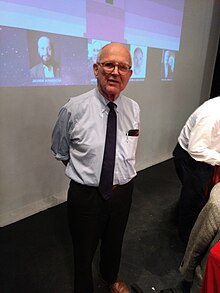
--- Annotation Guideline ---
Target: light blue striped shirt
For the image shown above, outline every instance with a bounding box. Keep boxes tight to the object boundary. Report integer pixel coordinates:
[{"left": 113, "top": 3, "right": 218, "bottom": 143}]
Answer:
[{"left": 51, "top": 88, "right": 140, "bottom": 186}]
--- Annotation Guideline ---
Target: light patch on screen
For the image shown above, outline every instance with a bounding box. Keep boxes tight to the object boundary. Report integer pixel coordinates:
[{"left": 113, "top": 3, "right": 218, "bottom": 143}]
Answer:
[{"left": 0, "top": 0, "right": 185, "bottom": 87}]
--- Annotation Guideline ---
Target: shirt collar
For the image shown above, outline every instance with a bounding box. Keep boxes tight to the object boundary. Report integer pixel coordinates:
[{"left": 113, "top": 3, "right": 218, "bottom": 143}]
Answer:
[
  {"left": 43, "top": 64, "right": 53, "bottom": 70},
  {"left": 95, "top": 87, "right": 121, "bottom": 113}
]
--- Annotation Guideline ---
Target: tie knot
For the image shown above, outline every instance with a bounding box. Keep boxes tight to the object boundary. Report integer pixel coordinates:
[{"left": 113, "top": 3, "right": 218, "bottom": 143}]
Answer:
[{"left": 107, "top": 102, "right": 116, "bottom": 110}]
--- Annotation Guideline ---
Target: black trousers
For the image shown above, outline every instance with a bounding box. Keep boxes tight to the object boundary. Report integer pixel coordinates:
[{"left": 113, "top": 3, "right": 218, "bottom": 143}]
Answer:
[
  {"left": 67, "top": 179, "right": 133, "bottom": 293},
  {"left": 173, "top": 143, "right": 214, "bottom": 243}
]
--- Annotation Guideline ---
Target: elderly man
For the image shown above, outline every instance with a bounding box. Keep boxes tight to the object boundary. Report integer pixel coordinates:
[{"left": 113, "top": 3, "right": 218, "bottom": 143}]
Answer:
[{"left": 51, "top": 43, "right": 140, "bottom": 293}]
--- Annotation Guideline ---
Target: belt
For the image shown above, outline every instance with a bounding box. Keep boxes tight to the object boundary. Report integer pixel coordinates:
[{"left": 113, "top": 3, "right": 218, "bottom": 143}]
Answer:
[{"left": 71, "top": 179, "right": 120, "bottom": 190}]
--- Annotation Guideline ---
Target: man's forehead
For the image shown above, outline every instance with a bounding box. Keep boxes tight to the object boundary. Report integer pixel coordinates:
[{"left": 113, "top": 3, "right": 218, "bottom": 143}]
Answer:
[
  {"left": 101, "top": 45, "right": 131, "bottom": 62},
  {"left": 38, "top": 38, "right": 51, "bottom": 47}
]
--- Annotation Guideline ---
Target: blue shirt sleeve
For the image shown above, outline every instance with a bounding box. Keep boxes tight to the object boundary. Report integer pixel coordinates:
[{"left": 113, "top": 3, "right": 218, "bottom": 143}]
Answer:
[{"left": 51, "top": 107, "right": 72, "bottom": 161}]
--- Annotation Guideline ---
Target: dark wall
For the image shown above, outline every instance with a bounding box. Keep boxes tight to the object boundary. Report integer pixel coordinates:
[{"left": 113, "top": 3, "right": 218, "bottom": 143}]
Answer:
[{"left": 210, "top": 37, "right": 220, "bottom": 98}]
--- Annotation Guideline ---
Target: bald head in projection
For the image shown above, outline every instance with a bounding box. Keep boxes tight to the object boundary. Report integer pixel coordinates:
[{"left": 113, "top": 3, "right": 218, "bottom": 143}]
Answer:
[{"left": 30, "top": 36, "right": 60, "bottom": 79}]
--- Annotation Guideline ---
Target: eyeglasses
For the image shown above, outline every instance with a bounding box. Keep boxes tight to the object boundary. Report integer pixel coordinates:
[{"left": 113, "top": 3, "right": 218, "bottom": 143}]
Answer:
[{"left": 97, "top": 61, "right": 131, "bottom": 75}]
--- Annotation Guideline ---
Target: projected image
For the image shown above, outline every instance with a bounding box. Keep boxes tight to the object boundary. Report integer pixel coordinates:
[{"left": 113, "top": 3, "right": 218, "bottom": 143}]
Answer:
[
  {"left": 28, "top": 33, "right": 61, "bottom": 84},
  {"left": 161, "top": 49, "right": 175, "bottom": 81},
  {"left": 130, "top": 45, "right": 147, "bottom": 80},
  {"left": 85, "top": 0, "right": 126, "bottom": 43},
  {"left": 0, "top": 26, "right": 90, "bottom": 87},
  {"left": 87, "top": 39, "right": 110, "bottom": 83},
  {"left": 125, "top": 1, "right": 185, "bottom": 51},
  {"left": 59, "top": 34, "right": 88, "bottom": 85},
  {"left": 0, "top": 26, "right": 31, "bottom": 87},
  {"left": 0, "top": 0, "right": 185, "bottom": 87},
  {"left": 28, "top": 31, "right": 89, "bottom": 86},
  {"left": 0, "top": 0, "right": 87, "bottom": 38}
]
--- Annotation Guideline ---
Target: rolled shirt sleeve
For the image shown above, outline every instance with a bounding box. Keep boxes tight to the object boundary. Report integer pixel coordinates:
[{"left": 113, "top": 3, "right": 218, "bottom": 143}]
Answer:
[
  {"left": 51, "top": 107, "right": 72, "bottom": 161},
  {"left": 187, "top": 118, "right": 220, "bottom": 166}
]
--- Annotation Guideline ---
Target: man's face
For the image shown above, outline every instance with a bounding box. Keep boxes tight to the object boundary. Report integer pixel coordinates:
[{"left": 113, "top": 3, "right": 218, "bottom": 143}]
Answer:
[
  {"left": 38, "top": 37, "right": 53, "bottom": 65},
  {"left": 93, "top": 44, "right": 132, "bottom": 101}
]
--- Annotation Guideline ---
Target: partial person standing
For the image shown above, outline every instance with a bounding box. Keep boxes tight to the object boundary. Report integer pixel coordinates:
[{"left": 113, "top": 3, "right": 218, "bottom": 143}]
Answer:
[
  {"left": 173, "top": 96, "right": 220, "bottom": 243},
  {"left": 51, "top": 43, "right": 140, "bottom": 293},
  {"left": 160, "top": 182, "right": 220, "bottom": 293}
]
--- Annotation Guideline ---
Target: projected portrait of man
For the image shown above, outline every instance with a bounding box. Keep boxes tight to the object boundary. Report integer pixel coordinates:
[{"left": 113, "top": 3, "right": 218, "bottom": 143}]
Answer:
[
  {"left": 131, "top": 46, "right": 147, "bottom": 79},
  {"left": 133, "top": 47, "right": 143, "bottom": 75},
  {"left": 30, "top": 36, "right": 60, "bottom": 79},
  {"left": 161, "top": 49, "right": 175, "bottom": 80}
]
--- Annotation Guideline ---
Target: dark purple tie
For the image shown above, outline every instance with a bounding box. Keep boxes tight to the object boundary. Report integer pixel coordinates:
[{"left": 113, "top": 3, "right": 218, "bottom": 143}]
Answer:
[{"left": 98, "top": 102, "right": 117, "bottom": 200}]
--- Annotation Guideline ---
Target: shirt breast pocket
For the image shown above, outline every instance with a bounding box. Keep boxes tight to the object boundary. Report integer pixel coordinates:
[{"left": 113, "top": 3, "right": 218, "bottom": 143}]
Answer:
[{"left": 123, "top": 135, "right": 138, "bottom": 161}]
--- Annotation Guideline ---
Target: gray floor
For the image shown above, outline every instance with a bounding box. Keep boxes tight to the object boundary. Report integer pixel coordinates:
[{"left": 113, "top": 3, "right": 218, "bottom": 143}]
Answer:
[{"left": 1, "top": 159, "right": 186, "bottom": 293}]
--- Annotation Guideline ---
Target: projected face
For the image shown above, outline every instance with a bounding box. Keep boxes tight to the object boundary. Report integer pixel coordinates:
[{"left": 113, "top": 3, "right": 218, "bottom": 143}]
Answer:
[
  {"left": 38, "top": 36, "right": 53, "bottom": 66},
  {"left": 161, "top": 49, "right": 175, "bottom": 80},
  {"left": 94, "top": 43, "right": 132, "bottom": 101},
  {"left": 134, "top": 48, "right": 143, "bottom": 69},
  {"left": 133, "top": 47, "right": 143, "bottom": 75}
]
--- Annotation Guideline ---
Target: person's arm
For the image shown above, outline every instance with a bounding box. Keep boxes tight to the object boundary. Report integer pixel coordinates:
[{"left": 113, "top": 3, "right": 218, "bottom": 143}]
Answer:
[
  {"left": 51, "top": 107, "right": 72, "bottom": 163},
  {"left": 188, "top": 118, "right": 220, "bottom": 165},
  {"left": 179, "top": 184, "right": 220, "bottom": 281}
]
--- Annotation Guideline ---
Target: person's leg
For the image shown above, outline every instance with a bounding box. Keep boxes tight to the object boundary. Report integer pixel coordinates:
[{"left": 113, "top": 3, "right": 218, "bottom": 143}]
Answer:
[
  {"left": 172, "top": 143, "right": 193, "bottom": 225},
  {"left": 173, "top": 144, "right": 214, "bottom": 243},
  {"left": 99, "top": 180, "right": 133, "bottom": 284},
  {"left": 178, "top": 161, "right": 213, "bottom": 243},
  {"left": 173, "top": 143, "right": 186, "bottom": 184},
  {"left": 67, "top": 181, "right": 104, "bottom": 293}
]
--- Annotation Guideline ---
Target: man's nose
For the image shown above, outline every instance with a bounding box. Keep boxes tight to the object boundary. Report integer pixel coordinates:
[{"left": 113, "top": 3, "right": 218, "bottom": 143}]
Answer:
[
  {"left": 41, "top": 48, "right": 47, "bottom": 55},
  {"left": 112, "top": 65, "right": 120, "bottom": 75}
]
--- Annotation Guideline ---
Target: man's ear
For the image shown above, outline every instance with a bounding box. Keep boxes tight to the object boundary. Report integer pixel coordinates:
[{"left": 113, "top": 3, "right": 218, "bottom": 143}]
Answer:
[{"left": 93, "top": 63, "right": 98, "bottom": 78}]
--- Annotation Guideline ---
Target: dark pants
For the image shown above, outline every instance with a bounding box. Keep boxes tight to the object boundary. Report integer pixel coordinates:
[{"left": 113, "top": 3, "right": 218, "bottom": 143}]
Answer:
[
  {"left": 67, "top": 179, "right": 133, "bottom": 293},
  {"left": 173, "top": 143, "right": 214, "bottom": 243}
]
